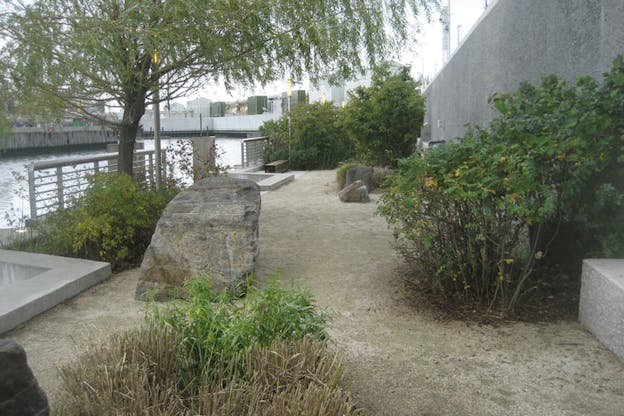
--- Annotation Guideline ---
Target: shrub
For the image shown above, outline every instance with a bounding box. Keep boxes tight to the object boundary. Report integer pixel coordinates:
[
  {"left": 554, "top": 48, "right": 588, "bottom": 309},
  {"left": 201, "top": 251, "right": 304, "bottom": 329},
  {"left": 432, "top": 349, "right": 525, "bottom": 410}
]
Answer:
[
  {"left": 28, "top": 173, "right": 178, "bottom": 270},
  {"left": 372, "top": 166, "right": 394, "bottom": 189},
  {"left": 260, "top": 102, "right": 354, "bottom": 170},
  {"left": 380, "top": 56, "right": 624, "bottom": 314},
  {"left": 56, "top": 277, "right": 354, "bottom": 415},
  {"left": 339, "top": 65, "right": 425, "bottom": 167}
]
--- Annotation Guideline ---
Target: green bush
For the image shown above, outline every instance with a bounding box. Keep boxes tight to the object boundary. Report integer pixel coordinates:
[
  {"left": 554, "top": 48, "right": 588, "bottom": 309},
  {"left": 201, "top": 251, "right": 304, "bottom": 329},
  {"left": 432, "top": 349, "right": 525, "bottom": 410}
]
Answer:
[
  {"left": 380, "top": 56, "right": 624, "bottom": 314},
  {"left": 57, "top": 278, "right": 354, "bottom": 415},
  {"left": 31, "top": 173, "right": 178, "bottom": 270},
  {"left": 339, "top": 65, "right": 425, "bottom": 167},
  {"left": 260, "top": 102, "right": 354, "bottom": 170}
]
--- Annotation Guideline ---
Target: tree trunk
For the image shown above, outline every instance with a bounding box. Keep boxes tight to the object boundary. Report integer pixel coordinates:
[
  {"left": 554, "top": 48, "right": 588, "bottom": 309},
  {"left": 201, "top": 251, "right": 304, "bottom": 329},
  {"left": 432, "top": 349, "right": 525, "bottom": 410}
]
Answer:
[
  {"left": 118, "top": 91, "right": 148, "bottom": 176},
  {"left": 118, "top": 122, "right": 139, "bottom": 175}
]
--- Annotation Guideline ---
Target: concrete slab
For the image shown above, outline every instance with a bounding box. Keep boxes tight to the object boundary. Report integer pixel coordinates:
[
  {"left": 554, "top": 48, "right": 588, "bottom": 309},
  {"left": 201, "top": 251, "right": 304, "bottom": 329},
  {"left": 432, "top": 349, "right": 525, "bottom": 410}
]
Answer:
[
  {"left": 579, "top": 259, "right": 624, "bottom": 361},
  {"left": 0, "top": 249, "right": 111, "bottom": 335},
  {"left": 227, "top": 171, "right": 295, "bottom": 191}
]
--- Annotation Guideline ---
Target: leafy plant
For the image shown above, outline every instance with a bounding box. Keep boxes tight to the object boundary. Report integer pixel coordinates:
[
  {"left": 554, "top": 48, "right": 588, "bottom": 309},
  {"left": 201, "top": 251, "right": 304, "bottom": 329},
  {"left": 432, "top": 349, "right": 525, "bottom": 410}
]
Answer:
[
  {"left": 339, "top": 65, "right": 425, "bottom": 167},
  {"left": 23, "top": 173, "right": 178, "bottom": 270},
  {"left": 380, "top": 56, "right": 624, "bottom": 314},
  {"left": 150, "top": 277, "right": 330, "bottom": 388}
]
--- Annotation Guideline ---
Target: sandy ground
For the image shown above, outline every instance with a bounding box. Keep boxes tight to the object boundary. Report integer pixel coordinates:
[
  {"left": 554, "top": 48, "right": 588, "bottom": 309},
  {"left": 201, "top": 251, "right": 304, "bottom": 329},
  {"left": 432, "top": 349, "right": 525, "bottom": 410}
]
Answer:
[{"left": 6, "top": 170, "right": 624, "bottom": 415}]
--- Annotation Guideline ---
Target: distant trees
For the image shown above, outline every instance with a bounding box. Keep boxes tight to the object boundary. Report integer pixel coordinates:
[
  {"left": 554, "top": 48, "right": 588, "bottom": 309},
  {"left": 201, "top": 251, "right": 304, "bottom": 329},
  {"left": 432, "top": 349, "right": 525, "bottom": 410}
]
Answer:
[{"left": 0, "top": 0, "right": 434, "bottom": 175}]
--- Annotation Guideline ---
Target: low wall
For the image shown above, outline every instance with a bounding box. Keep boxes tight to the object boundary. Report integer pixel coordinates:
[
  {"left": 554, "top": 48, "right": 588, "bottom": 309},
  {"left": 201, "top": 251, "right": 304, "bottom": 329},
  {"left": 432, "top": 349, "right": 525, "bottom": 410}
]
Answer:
[
  {"left": 3, "top": 127, "right": 117, "bottom": 151},
  {"left": 423, "top": 0, "right": 624, "bottom": 142}
]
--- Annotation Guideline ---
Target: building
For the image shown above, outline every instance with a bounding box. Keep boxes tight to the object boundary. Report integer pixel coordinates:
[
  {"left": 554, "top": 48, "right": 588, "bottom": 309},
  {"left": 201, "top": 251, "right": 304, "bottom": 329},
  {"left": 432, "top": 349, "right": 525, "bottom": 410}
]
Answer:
[{"left": 423, "top": 0, "right": 624, "bottom": 143}]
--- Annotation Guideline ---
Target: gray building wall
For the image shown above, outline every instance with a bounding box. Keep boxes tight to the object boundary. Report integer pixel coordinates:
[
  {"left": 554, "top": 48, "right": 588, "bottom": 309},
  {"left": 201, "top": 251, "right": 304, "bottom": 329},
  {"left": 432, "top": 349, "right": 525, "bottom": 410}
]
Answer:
[{"left": 424, "top": 0, "right": 624, "bottom": 142}]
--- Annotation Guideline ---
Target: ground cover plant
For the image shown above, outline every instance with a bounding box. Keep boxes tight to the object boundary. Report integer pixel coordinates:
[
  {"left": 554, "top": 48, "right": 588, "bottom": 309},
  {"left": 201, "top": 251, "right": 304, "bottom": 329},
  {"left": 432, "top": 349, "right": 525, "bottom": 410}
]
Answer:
[
  {"left": 380, "top": 56, "right": 624, "bottom": 315},
  {"left": 10, "top": 173, "right": 178, "bottom": 270},
  {"left": 55, "top": 278, "right": 355, "bottom": 415}
]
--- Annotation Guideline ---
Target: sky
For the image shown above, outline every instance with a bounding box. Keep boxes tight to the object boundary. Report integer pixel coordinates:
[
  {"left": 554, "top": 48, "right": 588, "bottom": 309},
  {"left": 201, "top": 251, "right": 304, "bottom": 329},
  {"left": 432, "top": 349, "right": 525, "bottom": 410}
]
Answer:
[{"left": 186, "top": 0, "right": 490, "bottom": 104}]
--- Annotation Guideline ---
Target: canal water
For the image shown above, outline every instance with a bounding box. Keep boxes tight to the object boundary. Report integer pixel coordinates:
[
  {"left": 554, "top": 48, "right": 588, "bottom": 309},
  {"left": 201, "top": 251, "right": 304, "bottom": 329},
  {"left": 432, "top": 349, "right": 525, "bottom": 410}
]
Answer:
[{"left": 0, "top": 137, "right": 243, "bottom": 228}]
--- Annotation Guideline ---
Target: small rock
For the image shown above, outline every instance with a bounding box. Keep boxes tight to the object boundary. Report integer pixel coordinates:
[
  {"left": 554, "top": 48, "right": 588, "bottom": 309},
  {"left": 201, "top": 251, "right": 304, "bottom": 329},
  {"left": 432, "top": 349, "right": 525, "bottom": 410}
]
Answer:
[
  {"left": 0, "top": 339, "right": 49, "bottom": 416},
  {"left": 339, "top": 180, "right": 370, "bottom": 203}
]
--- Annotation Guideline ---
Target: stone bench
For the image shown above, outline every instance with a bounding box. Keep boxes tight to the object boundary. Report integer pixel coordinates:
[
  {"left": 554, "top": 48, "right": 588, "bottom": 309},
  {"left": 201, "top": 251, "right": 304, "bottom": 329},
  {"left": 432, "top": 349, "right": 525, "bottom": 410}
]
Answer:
[
  {"left": 579, "top": 259, "right": 624, "bottom": 361},
  {"left": 265, "top": 159, "right": 288, "bottom": 173}
]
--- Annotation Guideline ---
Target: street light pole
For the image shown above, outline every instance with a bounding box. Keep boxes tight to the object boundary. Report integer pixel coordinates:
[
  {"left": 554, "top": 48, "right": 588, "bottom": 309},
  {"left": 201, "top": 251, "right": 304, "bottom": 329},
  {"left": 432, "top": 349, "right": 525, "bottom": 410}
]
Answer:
[
  {"left": 152, "top": 50, "right": 162, "bottom": 189},
  {"left": 287, "top": 77, "right": 292, "bottom": 162}
]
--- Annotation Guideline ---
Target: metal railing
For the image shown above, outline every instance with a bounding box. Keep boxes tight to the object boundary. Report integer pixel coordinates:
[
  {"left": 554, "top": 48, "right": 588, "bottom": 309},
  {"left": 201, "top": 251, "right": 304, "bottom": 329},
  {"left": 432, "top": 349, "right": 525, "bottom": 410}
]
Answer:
[
  {"left": 240, "top": 136, "right": 269, "bottom": 168},
  {"left": 27, "top": 149, "right": 166, "bottom": 221}
]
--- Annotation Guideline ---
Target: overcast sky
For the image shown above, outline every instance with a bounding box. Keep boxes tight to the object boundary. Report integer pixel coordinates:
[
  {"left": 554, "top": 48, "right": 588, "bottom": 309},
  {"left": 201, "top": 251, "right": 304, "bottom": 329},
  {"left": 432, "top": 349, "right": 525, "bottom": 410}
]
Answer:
[{"left": 189, "top": 0, "right": 490, "bottom": 104}]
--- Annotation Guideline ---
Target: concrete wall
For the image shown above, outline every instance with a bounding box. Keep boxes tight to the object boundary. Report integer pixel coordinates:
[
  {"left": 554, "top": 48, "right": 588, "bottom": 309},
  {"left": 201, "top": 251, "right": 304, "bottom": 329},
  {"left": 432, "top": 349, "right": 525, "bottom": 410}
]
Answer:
[
  {"left": 423, "top": 0, "right": 624, "bottom": 142},
  {"left": 140, "top": 113, "right": 279, "bottom": 134},
  {"left": 3, "top": 127, "right": 117, "bottom": 151}
]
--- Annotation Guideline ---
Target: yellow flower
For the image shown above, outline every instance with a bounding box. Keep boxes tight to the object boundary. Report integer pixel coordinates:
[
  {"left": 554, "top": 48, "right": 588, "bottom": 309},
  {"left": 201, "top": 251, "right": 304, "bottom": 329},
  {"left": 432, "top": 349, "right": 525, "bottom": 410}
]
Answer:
[
  {"left": 454, "top": 169, "right": 462, "bottom": 178},
  {"left": 500, "top": 156, "right": 507, "bottom": 162},
  {"left": 424, "top": 177, "right": 437, "bottom": 190}
]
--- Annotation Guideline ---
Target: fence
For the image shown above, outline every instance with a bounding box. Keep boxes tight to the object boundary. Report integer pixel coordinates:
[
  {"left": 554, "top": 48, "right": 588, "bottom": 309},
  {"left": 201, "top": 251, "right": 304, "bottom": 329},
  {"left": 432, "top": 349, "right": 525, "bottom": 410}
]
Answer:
[
  {"left": 240, "top": 136, "right": 269, "bottom": 168},
  {"left": 27, "top": 149, "right": 166, "bottom": 221}
]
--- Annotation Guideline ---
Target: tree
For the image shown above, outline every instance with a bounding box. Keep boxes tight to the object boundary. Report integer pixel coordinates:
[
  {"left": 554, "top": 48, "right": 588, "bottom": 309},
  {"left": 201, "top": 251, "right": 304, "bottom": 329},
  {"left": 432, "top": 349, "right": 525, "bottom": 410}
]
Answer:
[
  {"left": 340, "top": 65, "right": 425, "bottom": 167},
  {"left": 260, "top": 102, "right": 353, "bottom": 169},
  {"left": 0, "top": 0, "right": 434, "bottom": 174}
]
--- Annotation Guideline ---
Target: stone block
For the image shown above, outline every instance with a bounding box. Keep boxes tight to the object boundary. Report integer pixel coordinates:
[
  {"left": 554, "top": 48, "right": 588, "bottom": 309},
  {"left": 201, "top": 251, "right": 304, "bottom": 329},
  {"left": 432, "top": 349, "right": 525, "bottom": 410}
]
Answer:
[{"left": 579, "top": 259, "right": 624, "bottom": 361}]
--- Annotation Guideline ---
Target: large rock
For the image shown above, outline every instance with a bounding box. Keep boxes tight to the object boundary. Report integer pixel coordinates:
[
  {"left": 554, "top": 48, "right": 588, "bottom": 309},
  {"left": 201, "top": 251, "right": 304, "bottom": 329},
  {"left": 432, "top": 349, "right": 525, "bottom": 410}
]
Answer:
[
  {"left": 345, "top": 166, "right": 374, "bottom": 192},
  {"left": 339, "top": 180, "right": 370, "bottom": 203},
  {"left": 0, "top": 339, "right": 49, "bottom": 416},
  {"left": 136, "top": 176, "right": 261, "bottom": 300}
]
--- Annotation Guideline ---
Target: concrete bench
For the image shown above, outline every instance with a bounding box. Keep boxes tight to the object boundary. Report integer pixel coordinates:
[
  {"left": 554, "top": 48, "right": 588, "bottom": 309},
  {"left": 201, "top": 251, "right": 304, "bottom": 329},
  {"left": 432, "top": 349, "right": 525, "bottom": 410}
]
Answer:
[
  {"left": 265, "top": 159, "right": 288, "bottom": 173},
  {"left": 579, "top": 259, "right": 624, "bottom": 361}
]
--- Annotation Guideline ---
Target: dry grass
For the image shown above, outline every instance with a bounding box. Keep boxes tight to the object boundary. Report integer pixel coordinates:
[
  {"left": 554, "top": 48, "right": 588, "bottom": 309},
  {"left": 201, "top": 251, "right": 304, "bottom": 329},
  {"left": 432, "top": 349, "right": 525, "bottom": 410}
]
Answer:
[
  {"left": 54, "top": 279, "right": 355, "bottom": 415},
  {"left": 199, "top": 340, "right": 356, "bottom": 415}
]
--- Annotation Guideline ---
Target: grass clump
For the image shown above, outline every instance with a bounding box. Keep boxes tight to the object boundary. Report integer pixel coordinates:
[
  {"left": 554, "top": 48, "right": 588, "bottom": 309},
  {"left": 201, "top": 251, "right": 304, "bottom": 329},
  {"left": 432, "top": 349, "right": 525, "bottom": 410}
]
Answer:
[{"left": 56, "top": 277, "right": 355, "bottom": 415}]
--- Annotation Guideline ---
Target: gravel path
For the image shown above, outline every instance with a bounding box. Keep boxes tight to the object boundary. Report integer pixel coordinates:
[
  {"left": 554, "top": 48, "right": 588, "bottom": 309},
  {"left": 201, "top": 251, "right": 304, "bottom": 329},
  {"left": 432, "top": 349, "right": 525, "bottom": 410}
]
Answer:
[{"left": 7, "top": 170, "right": 624, "bottom": 415}]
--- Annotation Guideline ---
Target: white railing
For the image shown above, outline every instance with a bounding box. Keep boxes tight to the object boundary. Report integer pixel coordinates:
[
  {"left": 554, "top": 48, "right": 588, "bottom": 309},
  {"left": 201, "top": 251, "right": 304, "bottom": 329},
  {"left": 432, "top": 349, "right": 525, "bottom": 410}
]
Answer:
[
  {"left": 240, "top": 136, "right": 269, "bottom": 168},
  {"left": 27, "top": 149, "right": 166, "bottom": 221}
]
